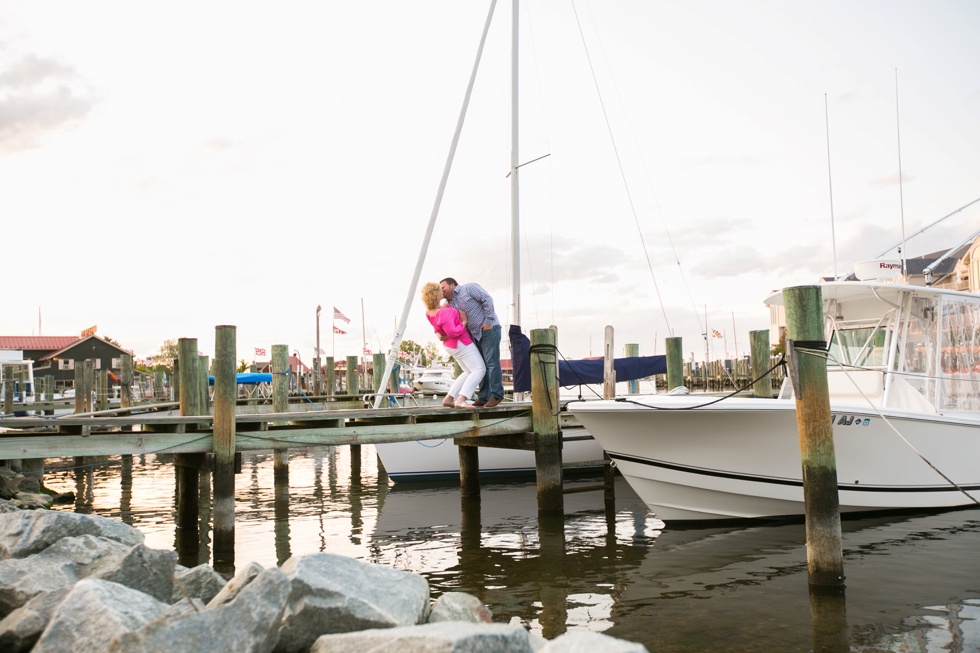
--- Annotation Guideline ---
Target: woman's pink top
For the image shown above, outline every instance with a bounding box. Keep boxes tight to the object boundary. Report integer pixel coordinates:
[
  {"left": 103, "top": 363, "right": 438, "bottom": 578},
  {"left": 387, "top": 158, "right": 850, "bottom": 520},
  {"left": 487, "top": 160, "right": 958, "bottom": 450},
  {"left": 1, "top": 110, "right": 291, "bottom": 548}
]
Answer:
[{"left": 426, "top": 307, "right": 472, "bottom": 349}]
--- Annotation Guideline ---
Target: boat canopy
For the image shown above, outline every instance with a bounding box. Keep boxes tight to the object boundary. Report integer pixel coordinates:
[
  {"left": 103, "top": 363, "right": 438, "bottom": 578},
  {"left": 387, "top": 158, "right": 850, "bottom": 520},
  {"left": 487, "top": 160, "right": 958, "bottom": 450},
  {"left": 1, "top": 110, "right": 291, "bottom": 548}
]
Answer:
[
  {"left": 207, "top": 373, "right": 272, "bottom": 386},
  {"left": 509, "top": 325, "right": 666, "bottom": 392}
]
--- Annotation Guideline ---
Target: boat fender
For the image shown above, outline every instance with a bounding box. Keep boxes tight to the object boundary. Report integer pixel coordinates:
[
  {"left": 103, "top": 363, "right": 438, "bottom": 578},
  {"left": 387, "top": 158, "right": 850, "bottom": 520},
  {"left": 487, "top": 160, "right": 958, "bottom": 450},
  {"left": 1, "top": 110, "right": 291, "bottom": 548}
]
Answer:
[{"left": 667, "top": 386, "right": 690, "bottom": 396}]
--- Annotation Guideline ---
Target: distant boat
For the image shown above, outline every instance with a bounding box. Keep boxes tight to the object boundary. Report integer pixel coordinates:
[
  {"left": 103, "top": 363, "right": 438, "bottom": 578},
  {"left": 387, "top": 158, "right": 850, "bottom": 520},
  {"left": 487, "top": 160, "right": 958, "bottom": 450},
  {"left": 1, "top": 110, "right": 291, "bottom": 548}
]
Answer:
[{"left": 412, "top": 368, "right": 455, "bottom": 396}]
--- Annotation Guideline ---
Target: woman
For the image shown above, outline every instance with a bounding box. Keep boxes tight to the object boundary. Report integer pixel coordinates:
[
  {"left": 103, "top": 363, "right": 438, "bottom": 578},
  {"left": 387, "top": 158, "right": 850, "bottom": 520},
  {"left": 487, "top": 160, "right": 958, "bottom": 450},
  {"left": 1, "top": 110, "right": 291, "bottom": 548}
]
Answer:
[{"left": 421, "top": 282, "right": 486, "bottom": 408}]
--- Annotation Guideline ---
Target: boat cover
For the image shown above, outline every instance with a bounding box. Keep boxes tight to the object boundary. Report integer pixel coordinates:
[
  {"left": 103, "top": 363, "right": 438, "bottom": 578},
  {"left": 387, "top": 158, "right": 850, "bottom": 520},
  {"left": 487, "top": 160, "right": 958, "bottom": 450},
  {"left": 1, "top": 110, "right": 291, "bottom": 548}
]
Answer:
[
  {"left": 509, "top": 325, "right": 667, "bottom": 392},
  {"left": 207, "top": 373, "right": 273, "bottom": 386}
]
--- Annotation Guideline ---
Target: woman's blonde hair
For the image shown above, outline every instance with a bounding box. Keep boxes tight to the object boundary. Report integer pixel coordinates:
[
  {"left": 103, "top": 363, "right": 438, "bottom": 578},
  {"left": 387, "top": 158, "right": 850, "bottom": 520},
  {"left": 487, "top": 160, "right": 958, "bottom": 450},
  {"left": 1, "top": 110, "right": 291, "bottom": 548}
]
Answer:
[{"left": 421, "top": 282, "right": 442, "bottom": 310}]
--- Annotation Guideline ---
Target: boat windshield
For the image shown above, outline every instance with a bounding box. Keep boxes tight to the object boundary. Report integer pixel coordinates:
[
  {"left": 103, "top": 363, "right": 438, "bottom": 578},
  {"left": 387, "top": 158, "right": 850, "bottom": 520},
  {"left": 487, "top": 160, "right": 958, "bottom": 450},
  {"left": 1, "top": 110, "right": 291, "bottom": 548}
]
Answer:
[
  {"left": 827, "top": 322, "right": 890, "bottom": 368},
  {"left": 938, "top": 296, "right": 980, "bottom": 411}
]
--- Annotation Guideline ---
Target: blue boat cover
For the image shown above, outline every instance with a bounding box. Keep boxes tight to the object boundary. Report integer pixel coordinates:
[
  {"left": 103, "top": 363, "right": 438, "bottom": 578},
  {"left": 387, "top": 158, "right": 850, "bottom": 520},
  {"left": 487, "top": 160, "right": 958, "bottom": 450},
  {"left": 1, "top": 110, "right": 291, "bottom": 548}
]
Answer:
[
  {"left": 509, "top": 325, "right": 666, "bottom": 392},
  {"left": 207, "top": 373, "right": 273, "bottom": 386}
]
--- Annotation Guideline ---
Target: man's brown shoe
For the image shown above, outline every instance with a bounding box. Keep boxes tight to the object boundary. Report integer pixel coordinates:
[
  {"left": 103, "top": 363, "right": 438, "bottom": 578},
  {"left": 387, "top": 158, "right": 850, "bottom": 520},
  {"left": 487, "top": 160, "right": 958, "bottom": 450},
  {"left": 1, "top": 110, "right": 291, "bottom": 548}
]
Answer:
[
  {"left": 484, "top": 397, "right": 502, "bottom": 408},
  {"left": 472, "top": 399, "right": 487, "bottom": 407}
]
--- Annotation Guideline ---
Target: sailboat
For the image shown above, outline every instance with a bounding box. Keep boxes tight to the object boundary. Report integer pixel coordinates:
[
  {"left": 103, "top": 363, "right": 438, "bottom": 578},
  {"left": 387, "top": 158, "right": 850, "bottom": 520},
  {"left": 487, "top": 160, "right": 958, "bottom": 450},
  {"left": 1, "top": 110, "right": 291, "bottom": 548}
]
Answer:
[{"left": 372, "top": 0, "right": 606, "bottom": 482}]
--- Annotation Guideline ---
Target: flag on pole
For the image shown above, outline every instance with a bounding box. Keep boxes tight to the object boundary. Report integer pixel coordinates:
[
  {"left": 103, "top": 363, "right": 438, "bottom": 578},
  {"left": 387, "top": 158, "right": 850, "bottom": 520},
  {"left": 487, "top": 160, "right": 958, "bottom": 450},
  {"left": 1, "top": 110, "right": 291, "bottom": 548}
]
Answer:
[
  {"left": 711, "top": 329, "right": 723, "bottom": 339},
  {"left": 333, "top": 307, "right": 351, "bottom": 324},
  {"left": 255, "top": 347, "right": 267, "bottom": 356},
  {"left": 316, "top": 348, "right": 325, "bottom": 355},
  {"left": 363, "top": 348, "right": 371, "bottom": 356},
  {"left": 333, "top": 326, "right": 346, "bottom": 335}
]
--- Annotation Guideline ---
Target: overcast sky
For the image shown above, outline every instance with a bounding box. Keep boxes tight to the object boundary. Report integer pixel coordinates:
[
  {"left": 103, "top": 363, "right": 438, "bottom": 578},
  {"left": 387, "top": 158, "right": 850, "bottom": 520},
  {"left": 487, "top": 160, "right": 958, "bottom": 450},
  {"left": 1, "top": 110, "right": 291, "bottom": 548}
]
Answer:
[{"left": 1, "top": 1, "right": 978, "bottom": 364}]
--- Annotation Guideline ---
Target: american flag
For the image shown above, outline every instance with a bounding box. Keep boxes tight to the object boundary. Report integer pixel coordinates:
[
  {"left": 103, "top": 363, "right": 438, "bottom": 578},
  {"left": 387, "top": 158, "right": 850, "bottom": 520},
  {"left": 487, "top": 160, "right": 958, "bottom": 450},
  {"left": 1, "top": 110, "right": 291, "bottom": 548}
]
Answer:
[
  {"left": 363, "top": 348, "right": 371, "bottom": 356},
  {"left": 255, "top": 347, "right": 267, "bottom": 356},
  {"left": 333, "top": 307, "right": 351, "bottom": 324},
  {"left": 333, "top": 326, "right": 346, "bottom": 335}
]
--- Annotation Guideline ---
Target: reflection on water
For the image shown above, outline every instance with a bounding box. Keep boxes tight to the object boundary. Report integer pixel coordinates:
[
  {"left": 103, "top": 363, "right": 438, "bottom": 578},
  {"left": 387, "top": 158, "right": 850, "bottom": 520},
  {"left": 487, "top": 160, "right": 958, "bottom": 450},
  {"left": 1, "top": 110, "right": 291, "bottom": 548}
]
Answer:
[{"left": 43, "top": 447, "right": 980, "bottom": 653}]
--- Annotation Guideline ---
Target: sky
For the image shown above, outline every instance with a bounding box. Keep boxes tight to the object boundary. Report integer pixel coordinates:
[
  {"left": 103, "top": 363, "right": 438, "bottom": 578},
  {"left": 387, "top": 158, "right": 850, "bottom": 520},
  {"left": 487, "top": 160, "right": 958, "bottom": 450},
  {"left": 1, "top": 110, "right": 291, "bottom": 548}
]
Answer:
[{"left": 1, "top": 0, "right": 979, "bottom": 364}]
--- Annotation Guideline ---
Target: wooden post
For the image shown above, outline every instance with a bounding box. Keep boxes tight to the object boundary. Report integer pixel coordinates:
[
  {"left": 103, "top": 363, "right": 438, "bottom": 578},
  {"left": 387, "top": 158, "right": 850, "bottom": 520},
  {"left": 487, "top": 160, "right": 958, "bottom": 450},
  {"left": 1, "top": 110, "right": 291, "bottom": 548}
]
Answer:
[
  {"left": 325, "top": 356, "right": 335, "bottom": 396},
  {"left": 43, "top": 375, "right": 54, "bottom": 417},
  {"left": 74, "top": 364, "right": 85, "bottom": 414},
  {"left": 2, "top": 380, "right": 12, "bottom": 415},
  {"left": 666, "top": 337, "right": 683, "bottom": 392},
  {"left": 83, "top": 360, "right": 95, "bottom": 413},
  {"left": 532, "top": 328, "right": 563, "bottom": 514},
  {"left": 625, "top": 343, "right": 639, "bottom": 394},
  {"left": 373, "top": 353, "right": 386, "bottom": 393},
  {"left": 199, "top": 355, "right": 210, "bottom": 413},
  {"left": 346, "top": 355, "right": 359, "bottom": 396},
  {"left": 213, "top": 325, "right": 236, "bottom": 572},
  {"left": 603, "top": 326, "right": 615, "bottom": 400},
  {"left": 120, "top": 354, "right": 133, "bottom": 410},
  {"left": 271, "top": 344, "right": 289, "bottom": 480},
  {"left": 153, "top": 371, "right": 163, "bottom": 400},
  {"left": 750, "top": 329, "right": 773, "bottom": 398},
  {"left": 96, "top": 369, "right": 108, "bottom": 412},
  {"left": 313, "top": 356, "right": 321, "bottom": 396},
  {"left": 175, "top": 338, "right": 202, "bottom": 543},
  {"left": 783, "top": 285, "right": 844, "bottom": 588}
]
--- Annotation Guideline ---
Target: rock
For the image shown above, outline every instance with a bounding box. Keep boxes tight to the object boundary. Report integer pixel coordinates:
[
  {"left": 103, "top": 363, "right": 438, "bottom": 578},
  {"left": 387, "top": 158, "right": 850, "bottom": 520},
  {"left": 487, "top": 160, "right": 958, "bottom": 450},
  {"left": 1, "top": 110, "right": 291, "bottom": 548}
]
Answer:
[
  {"left": 172, "top": 564, "right": 227, "bottom": 604},
  {"left": 310, "top": 622, "right": 534, "bottom": 653},
  {"left": 206, "top": 560, "right": 263, "bottom": 608},
  {"left": 7, "top": 475, "right": 40, "bottom": 495},
  {"left": 33, "top": 579, "right": 168, "bottom": 653},
  {"left": 275, "top": 553, "right": 430, "bottom": 653},
  {"left": 427, "top": 592, "right": 493, "bottom": 624},
  {"left": 528, "top": 632, "right": 548, "bottom": 652},
  {"left": 93, "top": 544, "right": 177, "bottom": 603},
  {"left": 0, "top": 511, "right": 143, "bottom": 559},
  {"left": 109, "top": 567, "right": 290, "bottom": 653},
  {"left": 0, "top": 500, "right": 19, "bottom": 514},
  {"left": 9, "top": 500, "right": 23, "bottom": 509},
  {"left": 0, "top": 476, "right": 15, "bottom": 501},
  {"left": 14, "top": 493, "right": 53, "bottom": 509},
  {"left": 539, "top": 631, "right": 649, "bottom": 652},
  {"left": 52, "top": 492, "right": 75, "bottom": 505},
  {"left": 162, "top": 597, "right": 206, "bottom": 619},
  {"left": 0, "top": 587, "right": 70, "bottom": 653},
  {"left": 0, "top": 534, "right": 130, "bottom": 616}
]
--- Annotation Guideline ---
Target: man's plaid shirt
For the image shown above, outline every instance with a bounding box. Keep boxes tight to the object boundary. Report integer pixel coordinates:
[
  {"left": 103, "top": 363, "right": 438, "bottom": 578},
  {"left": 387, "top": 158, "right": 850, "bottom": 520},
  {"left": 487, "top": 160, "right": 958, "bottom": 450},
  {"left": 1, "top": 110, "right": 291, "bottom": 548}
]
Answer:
[{"left": 449, "top": 283, "right": 500, "bottom": 343}]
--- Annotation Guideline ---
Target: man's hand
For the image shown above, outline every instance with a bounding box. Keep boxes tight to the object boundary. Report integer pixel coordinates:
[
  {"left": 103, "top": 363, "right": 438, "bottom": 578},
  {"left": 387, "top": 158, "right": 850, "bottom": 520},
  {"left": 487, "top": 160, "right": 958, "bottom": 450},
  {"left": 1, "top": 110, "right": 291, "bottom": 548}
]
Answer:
[{"left": 482, "top": 324, "right": 492, "bottom": 331}]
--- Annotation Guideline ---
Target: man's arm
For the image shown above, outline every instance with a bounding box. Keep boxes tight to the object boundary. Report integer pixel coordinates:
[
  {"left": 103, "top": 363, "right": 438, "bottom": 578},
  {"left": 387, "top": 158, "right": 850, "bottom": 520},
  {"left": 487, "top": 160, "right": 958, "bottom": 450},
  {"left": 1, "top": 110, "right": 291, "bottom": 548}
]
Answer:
[{"left": 468, "top": 284, "right": 497, "bottom": 330}]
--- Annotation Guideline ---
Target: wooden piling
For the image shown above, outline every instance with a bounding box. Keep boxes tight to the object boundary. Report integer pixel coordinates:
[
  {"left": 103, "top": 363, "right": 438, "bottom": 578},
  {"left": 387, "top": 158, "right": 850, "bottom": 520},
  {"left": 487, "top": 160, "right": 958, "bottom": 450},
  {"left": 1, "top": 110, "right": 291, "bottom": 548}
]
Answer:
[
  {"left": 783, "top": 285, "right": 844, "bottom": 588},
  {"left": 749, "top": 330, "right": 773, "bottom": 398},
  {"left": 603, "top": 326, "right": 615, "bottom": 400},
  {"left": 153, "top": 371, "right": 163, "bottom": 401},
  {"left": 313, "top": 357, "right": 321, "bottom": 397},
  {"left": 325, "top": 356, "right": 335, "bottom": 396},
  {"left": 272, "top": 345, "right": 290, "bottom": 480},
  {"left": 666, "top": 337, "right": 683, "bottom": 392},
  {"left": 175, "top": 338, "right": 203, "bottom": 536},
  {"left": 73, "top": 364, "right": 85, "bottom": 414},
  {"left": 43, "top": 375, "right": 54, "bottom": 417},
  {"left": 373, "top": 353, "right": 386, "bottom": 393},
  {"left": 120, "top": 354, "right": 133, "bottom": 410},
  {"left": 2, "top": 380, "right": 12, "bottom": 415},
  {"left": 532, "top": 328, "right": 563, "bottom": 514},
  {"left": 212, "top": 325, "right": 237, "bottom": 572},
  {"left": 346, "top": 356, "right": 359, "bottom": 396},
  {"left": 96, "top": 369, "right": 109, "bottom": 412},
  {"left": 458, "top": 446, "right": 480, "bottom": 501},
  {"left": 625, "top": 343, "right": 639, "bottom": 394},
  {"left": 84, "top": 360, "right": 95, "bottom": 413},
  {"left": 199, "top": 355, "right": 210, "bottom": 413}
]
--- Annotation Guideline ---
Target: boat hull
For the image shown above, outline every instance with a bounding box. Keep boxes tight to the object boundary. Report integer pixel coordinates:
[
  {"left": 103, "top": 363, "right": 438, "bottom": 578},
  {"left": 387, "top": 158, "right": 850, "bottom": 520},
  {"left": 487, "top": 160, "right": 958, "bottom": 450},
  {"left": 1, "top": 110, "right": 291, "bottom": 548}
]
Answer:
[{"left": 571, "top": 397, "right": 980, "bottom": 520}]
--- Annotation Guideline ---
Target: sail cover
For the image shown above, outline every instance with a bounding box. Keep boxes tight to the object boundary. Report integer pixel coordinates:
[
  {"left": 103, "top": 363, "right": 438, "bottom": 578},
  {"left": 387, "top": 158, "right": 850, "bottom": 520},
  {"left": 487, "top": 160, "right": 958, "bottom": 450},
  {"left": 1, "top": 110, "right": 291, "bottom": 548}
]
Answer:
[{"left": 509, "top": 325, "right": 666, "bottom": 392}]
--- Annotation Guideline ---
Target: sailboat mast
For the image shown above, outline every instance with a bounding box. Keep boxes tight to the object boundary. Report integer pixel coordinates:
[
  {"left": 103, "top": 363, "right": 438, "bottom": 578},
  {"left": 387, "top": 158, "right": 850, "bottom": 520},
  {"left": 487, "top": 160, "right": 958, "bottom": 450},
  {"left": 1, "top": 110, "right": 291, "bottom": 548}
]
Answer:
[{"left": 510, "top": 0, "right": 521, "bottom": 326}]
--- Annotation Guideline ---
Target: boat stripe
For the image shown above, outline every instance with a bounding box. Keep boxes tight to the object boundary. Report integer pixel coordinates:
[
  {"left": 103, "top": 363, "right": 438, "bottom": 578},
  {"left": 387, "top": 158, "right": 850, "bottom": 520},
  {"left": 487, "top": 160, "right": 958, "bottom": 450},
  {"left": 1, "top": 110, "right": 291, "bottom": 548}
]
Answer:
[{"left": 607, "top": 452, "right": 980, "bottom": 493}]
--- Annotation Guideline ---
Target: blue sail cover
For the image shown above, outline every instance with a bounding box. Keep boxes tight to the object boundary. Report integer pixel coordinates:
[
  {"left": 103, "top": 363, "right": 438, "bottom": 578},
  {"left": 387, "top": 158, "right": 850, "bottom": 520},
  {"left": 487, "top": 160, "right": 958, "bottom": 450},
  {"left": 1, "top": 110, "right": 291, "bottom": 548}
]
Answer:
[
  {"left": 509, "top": 325, "right": 666, "bottom": 392},
  {"left": 207, "top": 373, "right": 273, "bottom": 386}
]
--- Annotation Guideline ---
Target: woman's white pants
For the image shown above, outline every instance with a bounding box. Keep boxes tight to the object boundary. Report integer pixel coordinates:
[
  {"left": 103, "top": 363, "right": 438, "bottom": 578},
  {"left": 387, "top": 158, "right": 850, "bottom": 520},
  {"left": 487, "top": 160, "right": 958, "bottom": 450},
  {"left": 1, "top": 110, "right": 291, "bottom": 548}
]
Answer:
[{"left": 445, "top": 341, "right": 486, "bottom": 400}]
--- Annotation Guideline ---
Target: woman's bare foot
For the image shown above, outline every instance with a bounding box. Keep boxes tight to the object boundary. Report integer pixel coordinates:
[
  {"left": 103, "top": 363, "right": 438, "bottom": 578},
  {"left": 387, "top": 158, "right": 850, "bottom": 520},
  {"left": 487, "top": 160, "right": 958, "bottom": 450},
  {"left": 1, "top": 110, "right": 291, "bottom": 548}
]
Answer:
[
  {"left": 442, "top": 396, "right": 455, "bottom": 407},
  {"left": 454, "top": 397, "right": 472, "bottom": 409}
]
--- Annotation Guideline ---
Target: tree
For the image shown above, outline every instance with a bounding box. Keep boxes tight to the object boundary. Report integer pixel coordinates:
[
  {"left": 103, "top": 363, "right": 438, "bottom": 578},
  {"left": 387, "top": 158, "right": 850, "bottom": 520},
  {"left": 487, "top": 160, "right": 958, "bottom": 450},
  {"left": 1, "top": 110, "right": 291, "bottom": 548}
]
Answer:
[
  {"left": 103, "top": 336, "right": 122, "bottom": 348},
  {"left": 771, "top": 331, "right": 785, "bottom": 357},
  {"left": 237, "top": 359, "right": 249, "bottom": 373},
  {"left": 154, "top": 339, "right": 179, "bottom": 374}
]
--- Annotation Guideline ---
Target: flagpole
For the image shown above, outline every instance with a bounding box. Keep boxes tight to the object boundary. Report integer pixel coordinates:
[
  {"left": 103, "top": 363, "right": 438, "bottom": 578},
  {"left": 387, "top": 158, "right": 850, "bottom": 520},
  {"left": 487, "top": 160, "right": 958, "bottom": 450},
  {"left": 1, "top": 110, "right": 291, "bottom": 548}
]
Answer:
[{"left": 361, "top": 298, "right": 368, "bottom": 391}]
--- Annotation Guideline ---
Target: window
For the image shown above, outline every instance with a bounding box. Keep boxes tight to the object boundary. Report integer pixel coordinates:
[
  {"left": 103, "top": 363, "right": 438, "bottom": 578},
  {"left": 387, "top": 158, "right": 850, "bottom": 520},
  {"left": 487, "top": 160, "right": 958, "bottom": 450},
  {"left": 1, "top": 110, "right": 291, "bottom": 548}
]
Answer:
[
  {"left": 111, "top": 358, "right": 121, "bottom": 368},
  {"left": 93, "top": 359, "right": 102, "bottom": 370},
  {"left": 58, "top": 359, "right": 74, "bottom": 371}
]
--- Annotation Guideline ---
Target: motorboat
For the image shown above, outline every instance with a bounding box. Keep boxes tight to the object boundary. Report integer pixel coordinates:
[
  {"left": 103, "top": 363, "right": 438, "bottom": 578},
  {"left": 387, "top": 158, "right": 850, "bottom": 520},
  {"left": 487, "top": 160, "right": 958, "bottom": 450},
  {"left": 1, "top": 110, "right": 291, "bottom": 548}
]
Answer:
[
  {"left": 412, "top": 368, "right": 455, "bottom": 396},
  {"left": 571, "top": 279, "right": 980, "bottom": 521}
]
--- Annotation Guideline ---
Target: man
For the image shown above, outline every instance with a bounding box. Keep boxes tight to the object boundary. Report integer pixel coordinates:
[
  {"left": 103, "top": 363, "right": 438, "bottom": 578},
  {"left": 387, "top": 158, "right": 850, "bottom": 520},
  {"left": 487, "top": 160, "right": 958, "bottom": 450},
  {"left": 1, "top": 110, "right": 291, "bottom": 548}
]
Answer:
[{"left": 440, "top": 277, "right": 504, "bottom": 407}]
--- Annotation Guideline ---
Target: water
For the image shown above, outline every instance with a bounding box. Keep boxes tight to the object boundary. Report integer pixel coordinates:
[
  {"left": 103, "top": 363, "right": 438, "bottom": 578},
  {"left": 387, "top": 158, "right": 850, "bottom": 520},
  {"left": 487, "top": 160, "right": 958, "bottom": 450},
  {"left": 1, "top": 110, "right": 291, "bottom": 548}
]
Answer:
[{"left": 43, "top": 447, "right": 980, "bottom": 652}]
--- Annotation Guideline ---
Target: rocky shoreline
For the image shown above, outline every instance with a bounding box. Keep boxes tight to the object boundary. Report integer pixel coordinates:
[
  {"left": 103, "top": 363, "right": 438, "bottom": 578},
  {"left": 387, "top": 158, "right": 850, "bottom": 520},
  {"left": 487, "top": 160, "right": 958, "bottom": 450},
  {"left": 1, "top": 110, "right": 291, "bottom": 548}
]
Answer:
[{"left": 0, "top": 510, "right": 648, "bottom": 652}]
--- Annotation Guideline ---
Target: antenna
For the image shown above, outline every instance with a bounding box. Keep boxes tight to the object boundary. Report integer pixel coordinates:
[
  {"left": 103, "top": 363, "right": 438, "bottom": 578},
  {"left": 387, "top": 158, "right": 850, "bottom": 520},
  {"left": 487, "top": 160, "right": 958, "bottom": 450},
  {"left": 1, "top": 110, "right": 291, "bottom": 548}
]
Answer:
[
  {"left": 824, "top": 94, "right": 838, "bottom": 280},
  {"left": 895, "top": 69, "right": 907, "bottom": 280}
]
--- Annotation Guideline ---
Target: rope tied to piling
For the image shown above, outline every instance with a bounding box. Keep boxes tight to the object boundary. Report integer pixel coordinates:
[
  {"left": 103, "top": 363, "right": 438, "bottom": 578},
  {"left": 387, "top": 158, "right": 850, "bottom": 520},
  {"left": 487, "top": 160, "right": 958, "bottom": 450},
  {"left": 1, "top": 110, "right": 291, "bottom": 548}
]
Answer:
[{"left": 527, "top": 343, "right": 562, "bottom": 416}]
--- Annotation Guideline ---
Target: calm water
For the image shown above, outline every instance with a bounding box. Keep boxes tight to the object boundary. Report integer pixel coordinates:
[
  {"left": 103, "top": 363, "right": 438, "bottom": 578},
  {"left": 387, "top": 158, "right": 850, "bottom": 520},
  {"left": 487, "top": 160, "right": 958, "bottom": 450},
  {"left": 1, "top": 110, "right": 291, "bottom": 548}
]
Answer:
[{"left": 41, "top": 447, "right": 980, "bottom": 652}]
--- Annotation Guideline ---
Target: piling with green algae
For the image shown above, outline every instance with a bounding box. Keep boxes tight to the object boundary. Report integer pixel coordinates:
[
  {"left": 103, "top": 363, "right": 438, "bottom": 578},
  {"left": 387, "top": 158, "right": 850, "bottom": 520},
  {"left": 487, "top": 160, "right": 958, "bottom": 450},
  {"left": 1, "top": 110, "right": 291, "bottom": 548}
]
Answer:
[
  {"left": 175, "top": 338, "right": 204, "bottom": 566},
  {"left": 783, "top": 284, "right": 844, "bottom": 588},
  {"left": 272, "top": 344, "right": 289, "bottom": 480},
  {"left": 749, "top": 329, "right": 773, "bottom": 398},
  {"left": 212, "top": 325, "right": 237, "bottom": 573},
  {"left": 666, "top": 337, "right": 684, "bottom": 392}
]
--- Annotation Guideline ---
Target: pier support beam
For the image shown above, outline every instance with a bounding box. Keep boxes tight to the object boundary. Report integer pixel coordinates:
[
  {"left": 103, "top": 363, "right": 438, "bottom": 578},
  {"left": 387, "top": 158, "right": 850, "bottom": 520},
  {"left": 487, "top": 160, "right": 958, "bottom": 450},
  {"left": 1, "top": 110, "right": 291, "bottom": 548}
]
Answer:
[
  {"left": 175, "top": 338, "right": 204, "bottom": 566},
  {"left": 346, "top": 356, "right": 359, "bottom": 397},
  {"left": 213, "top": 325, "right": 237, "bottom": 575},
  {"left": 459, "top": 446, "right": 480, "bottom": 501},
  {"left": 783, "top": 285, "right": 844, "bottom": 588},
  {"left": 532, "top": 328, "right": 562, "bottom": 515},
  {"left": 272, "top": 345, "right": 289, "bottom": 480},
  {"left": 750, "top": 329, "right": 773, "bottom": 398},
  {"left": 666, "top": 337, "right": 684, "bottom": 392}
]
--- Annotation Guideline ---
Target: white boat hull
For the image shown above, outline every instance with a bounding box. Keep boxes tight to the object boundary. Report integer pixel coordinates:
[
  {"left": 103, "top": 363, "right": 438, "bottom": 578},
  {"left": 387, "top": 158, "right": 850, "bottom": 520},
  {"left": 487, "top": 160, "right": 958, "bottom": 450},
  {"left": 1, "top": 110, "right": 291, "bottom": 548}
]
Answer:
[
  {"left": 571, "top": 396, "right": 980, "bottom": 520},
  {"left": 375, "top": 426, "right": 605, "bottom": 483}
]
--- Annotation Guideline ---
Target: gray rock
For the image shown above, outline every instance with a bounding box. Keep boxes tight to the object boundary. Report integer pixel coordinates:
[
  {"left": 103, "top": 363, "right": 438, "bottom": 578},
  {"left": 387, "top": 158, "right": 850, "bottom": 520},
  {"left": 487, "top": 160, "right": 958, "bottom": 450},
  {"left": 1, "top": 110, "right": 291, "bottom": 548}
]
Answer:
[
  {"left": 33, "top": 579, "right": 168, "bottom": 653},
  {"left": 0, "top": 534, "right": 129, "bottom": 616},
  {"left": 310, "top": 621, "right": 534, "bottom": 653},
  {"left": 93, "top": 543, "right": 177, "bottom": 603},
  {"left": 0, "top": 475, "right": 16, "bottom": 501},
  {"left": 0, "top": 510, "right": 143, "bottom": 559},
  {"left": 0, "top": 587, "right": 70, "bottom": 653},
  {"left": 539, "top": 631, "right": 649, "bottom": 652},
  {"left": 0, "top": 499, "right": 19, "bottom": 514},
  {"left": 427, "top": 592, "right": 493, "bottom": 624},
  {"left": 172, "top": 564, "right": 227, "bottom": 604},
  {"left": 163, "top": 597, "right": 206, "bottom": 619},
  {"left": 528, "top": 632, "right": 548, "bottom": 652},
  {"left": 14, "top": 493, "right": 53, "bottom": 509},
  {"left": 206, "top": 560, "right": 263, "bottom": 608},
  {"left": 7, "top": 475, "right": 40, "bottom": 495},
  {"left": 109, "top": 567, "right": 290, "bottom": 653},
  {"left": 276, "top": 553, "right": 430, "bottom": 653}
]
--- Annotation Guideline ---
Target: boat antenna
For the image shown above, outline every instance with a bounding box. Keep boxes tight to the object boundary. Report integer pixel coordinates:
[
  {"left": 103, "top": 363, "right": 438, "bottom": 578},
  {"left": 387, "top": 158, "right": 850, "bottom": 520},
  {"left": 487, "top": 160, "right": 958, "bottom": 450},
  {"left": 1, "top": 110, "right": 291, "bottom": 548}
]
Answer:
[
  {"left": 895, "top": 69, "right": 908, "bottom": 281},
  {"left": 824, "top": 93, "right": 838, "bottom": 280},
  {"left": 372, "top": 0, "right": 498, "bottom": 408}
]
